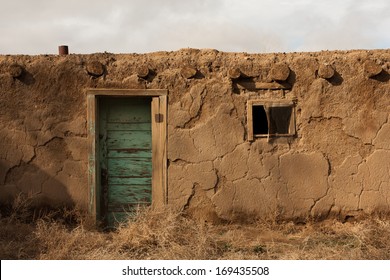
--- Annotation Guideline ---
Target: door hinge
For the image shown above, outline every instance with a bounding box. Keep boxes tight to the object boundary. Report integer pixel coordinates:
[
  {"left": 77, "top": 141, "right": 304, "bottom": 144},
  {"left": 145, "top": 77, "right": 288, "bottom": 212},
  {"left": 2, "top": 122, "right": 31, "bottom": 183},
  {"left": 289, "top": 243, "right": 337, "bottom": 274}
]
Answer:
[{"left": 155, "top": 114, "right": 164, "bottom": 123}]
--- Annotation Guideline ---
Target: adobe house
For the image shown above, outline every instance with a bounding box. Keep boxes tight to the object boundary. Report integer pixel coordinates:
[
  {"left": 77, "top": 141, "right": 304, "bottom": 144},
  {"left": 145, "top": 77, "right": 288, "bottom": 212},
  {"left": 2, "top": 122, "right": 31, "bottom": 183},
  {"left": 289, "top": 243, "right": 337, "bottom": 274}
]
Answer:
[{"left": 0, "top": 48, "right": 389, "bottom": 226}]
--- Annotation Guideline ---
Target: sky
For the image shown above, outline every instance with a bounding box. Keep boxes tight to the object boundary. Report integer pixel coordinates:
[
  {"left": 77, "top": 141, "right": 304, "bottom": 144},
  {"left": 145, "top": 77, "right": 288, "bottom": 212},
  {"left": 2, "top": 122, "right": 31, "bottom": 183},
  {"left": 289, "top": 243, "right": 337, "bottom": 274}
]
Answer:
[{"left": 1, "top": 0, "right": 389, "bottom": 55}]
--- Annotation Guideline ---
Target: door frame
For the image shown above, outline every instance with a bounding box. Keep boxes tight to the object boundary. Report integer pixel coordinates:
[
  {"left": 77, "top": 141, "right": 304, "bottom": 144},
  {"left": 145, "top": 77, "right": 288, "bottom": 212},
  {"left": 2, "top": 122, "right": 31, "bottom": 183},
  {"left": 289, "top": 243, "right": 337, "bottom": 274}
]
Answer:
[{"left": 86, "top": 89, "right": 167, "bottom": 222}]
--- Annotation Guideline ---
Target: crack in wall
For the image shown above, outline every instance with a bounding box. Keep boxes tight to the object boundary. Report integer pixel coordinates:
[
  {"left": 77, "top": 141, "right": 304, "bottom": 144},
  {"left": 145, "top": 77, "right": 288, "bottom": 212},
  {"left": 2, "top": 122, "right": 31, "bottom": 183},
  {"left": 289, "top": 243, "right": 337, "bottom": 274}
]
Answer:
[
  {"left": 38, "top": 136, "right": 63, "bottom": 147},
  {"left": 183, "top": 184, "right": 196, "bottom": 210},
  {"left": 309, "top": 181, "right": 331, "bottom": 217},
  {"left": 308, "top": 115, "right": 343, "bottom": 124},
  {"left": 211, "top": 160, "right": 219, "bottom": 194},
  {"left": 181, "top": 86, "right": 207, "bottom": 129},
  {"left": 372, "top": 113, "right": 389, "bottom": 144}
]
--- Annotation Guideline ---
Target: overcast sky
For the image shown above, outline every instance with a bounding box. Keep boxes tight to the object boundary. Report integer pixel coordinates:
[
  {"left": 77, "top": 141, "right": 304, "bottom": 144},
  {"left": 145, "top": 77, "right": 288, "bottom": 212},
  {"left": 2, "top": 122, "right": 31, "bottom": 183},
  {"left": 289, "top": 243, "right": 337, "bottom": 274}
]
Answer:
[{"left": 1, "top": 0, "right": 389, "bottom": 55}]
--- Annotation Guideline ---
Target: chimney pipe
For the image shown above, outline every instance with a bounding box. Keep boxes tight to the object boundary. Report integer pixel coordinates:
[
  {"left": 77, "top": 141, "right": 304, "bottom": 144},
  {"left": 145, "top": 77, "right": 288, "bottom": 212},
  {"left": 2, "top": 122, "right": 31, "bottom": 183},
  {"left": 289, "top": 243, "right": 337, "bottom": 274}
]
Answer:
[{"left": 58, "top": 45, "right": 69, "bottom": 55}]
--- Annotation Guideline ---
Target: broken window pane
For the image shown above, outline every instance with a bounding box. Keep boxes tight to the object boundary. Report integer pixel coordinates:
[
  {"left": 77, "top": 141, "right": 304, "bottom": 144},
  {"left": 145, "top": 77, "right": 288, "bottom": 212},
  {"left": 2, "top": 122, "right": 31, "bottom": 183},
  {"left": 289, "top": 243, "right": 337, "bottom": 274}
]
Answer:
[{"left": 268, "top": 106, "right": 292, "bottom": 135}]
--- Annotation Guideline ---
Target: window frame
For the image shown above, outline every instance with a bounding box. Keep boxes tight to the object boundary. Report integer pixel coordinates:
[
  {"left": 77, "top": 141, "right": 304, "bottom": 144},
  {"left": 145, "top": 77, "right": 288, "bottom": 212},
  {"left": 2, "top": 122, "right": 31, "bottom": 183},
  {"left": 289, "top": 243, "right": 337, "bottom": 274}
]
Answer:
[{"left": 247, "top": 99, "right": 296, "bottom": 141}]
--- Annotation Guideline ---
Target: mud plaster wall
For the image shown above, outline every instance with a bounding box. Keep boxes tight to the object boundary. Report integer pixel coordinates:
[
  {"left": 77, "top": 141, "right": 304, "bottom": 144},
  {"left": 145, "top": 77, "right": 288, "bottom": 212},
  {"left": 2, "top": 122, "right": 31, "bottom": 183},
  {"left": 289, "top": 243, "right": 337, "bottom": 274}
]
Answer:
[{"left": 0, "top": 49, "right": 389, "bottom": 221}]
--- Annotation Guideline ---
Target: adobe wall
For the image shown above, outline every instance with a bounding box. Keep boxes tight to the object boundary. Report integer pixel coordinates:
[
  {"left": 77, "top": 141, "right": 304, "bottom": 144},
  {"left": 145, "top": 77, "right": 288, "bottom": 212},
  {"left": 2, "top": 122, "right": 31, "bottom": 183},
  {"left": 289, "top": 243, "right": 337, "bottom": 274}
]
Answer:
[{"left": 0, "top": 49, "right": 389, "bottom": 221}]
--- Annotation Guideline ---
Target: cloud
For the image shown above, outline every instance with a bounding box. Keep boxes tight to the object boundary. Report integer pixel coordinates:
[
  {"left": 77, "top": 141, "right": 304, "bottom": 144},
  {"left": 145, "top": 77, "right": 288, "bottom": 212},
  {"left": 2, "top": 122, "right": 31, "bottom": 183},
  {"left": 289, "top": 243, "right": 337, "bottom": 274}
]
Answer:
[
  {"left": 0, "top": 0, "right": 389, "bottom": 54},
  {"left": 294, "top": 0, "right": 390, "bottom": 51}
]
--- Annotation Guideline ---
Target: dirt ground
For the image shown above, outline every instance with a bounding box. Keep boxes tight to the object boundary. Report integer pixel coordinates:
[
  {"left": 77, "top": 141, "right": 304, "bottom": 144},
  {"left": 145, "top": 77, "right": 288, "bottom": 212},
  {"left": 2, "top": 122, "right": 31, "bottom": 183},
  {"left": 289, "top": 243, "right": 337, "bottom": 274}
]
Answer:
[{"left": 1, "top": 199, "right": 389, "bottom": 260}]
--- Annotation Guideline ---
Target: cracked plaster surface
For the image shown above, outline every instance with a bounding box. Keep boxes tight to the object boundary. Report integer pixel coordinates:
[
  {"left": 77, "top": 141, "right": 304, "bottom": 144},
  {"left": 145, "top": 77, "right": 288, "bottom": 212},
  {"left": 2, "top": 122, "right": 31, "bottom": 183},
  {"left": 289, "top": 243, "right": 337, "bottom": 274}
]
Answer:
[
  {"left": 372, "top": 115, "right": 390, "bottom": 149},
  {"left": 358, "top": 150, "right": 390, "bottom": 212},
  {"left": 1, "top": 50, "right": 390, "bottom": 219},
  {"left": 279, "top": 152, "right": 330, "bottom": 218},
  {"left": 0, "top": 115, "right": 88, "bottom": 206},
  {"left": 342, "top": 110, "right": 388, "bottom": 144},
  {"left": 169, "top": 83, "right": 206, "bottom": 128},
  {"left": 168, "top": 103, "right": 244, "bottom": 163},
  {"left": 168, "top": 161, "right": 217, "bottom": 210}
]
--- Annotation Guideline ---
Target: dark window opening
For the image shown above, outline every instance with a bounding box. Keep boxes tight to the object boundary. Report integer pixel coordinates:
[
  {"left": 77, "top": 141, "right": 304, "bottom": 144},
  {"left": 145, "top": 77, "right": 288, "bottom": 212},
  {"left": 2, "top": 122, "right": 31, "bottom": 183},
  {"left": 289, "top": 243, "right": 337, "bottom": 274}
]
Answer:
[{"left": 252, "top": 105, "right": 268, "bottom": 135}]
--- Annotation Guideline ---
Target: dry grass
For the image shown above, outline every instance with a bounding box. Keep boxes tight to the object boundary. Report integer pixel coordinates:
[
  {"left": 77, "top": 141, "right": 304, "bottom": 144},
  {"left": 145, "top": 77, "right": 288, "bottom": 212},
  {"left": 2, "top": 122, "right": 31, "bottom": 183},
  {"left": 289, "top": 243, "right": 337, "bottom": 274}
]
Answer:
[{"left": 1, "top": 198, "right": 390, "bottom": 260}]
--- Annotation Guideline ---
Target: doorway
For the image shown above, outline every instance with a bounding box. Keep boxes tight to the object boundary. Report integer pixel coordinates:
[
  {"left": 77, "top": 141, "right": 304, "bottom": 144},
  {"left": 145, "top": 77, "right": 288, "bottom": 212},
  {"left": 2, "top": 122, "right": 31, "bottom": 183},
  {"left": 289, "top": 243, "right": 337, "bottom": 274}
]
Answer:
[{"left": 87, "top": 89, "right": 167, "bottom": 227}]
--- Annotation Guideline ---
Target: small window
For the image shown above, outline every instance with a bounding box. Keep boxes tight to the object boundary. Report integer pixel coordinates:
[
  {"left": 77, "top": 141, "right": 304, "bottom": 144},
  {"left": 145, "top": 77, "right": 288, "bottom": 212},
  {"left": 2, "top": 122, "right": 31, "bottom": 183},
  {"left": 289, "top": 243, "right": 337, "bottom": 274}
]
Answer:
[{"left": 247, "top": 100, "right": 295, "bottom": 141}]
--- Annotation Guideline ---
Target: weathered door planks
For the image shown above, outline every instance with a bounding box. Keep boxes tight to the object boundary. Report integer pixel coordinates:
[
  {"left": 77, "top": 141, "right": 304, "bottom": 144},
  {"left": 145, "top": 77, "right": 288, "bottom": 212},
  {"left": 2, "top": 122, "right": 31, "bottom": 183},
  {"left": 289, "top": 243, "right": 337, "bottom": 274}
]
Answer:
[{"left": 99, "top": 97, "right": 152, "bottom": 227}]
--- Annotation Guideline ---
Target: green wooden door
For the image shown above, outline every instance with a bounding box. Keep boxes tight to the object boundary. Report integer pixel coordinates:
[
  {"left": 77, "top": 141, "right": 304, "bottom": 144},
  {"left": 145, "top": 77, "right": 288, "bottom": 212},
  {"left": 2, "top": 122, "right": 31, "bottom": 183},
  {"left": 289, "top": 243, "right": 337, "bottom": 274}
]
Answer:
[{"left": 98, "top": 97, "right": 152, "bottom": 227}]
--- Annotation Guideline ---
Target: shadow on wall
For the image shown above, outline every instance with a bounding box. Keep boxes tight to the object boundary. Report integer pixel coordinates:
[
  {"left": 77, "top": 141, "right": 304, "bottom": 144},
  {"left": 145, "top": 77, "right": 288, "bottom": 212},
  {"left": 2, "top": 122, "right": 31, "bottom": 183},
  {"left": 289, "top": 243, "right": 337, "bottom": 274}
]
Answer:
[
  {"left": 0, "top": 127, "right": 78, "bottom": 209},
  {"left": 372, "top": 70, "right": 390, "bottom": 82},
  {"left": 17, "top": 69, "right": 36, "bottom": 86},
  {"left": 327, "top": 70, "right": 343, "bottom": 86},
  {"left": 0, "top": 160, "right": 74, "bottom": 209}
]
